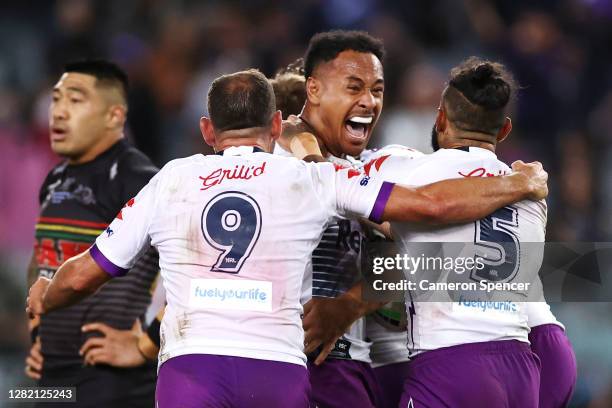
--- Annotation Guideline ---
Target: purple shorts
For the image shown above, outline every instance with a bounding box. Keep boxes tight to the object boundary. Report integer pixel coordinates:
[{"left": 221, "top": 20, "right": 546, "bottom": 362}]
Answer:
[
  {"left": 399, "top": 340, "right": 541, "bottom": 408},
  {"left": 529, "top": 324, "right": 577, "bottom": 408},
  {"left": 156, "top": 354, "right": 310, "bottom": 408},
  {"left": 373, "top": 361, "right": 411, "bottom": 408},
  {"left": 308, "top": 359, "right": 379, "bottom": 408}
]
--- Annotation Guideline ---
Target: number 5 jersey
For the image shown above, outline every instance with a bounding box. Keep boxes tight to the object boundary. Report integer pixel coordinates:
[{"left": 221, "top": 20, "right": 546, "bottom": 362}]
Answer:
[{"left": 365, "top": 146, "right": 547, "bottom": 356}]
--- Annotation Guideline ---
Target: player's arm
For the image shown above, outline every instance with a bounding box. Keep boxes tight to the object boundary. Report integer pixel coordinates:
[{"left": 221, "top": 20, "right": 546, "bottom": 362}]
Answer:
[
  {"left": 374, "top": 161, "right": 547, "bottom": 225},
  {"left": 26, "top": 253, "right": 39, "bottom": 288},
  {"left": 26, "top": 253, "right": 42, "bottom": 342},
  {"left": 303, "top": 281, "right": 384, "bottom": 365},
  {"left": 27, "top": 171, "right": 160, "bottom": 317},
  {"left": 329, "top": 159, "right": 547, "bottom": 225},
  {"left": 27, "top": 250, "right": 111, "bottom": 316}
]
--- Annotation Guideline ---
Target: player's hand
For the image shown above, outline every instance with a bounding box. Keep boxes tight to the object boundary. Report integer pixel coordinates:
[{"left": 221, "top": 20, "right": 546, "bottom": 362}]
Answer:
[
  {"left": 280, "top": 115, "right": 324, "bottom": 159},
  {"left": 24, "top": 336, "right": 43, "bottom": 380},
  {"left": 26, "top": 277, "right": 51, "bottom": 317},
  {"left": 511, "top": 160, "right": 548, "bottom": 200},
  {"left": 302, "top": 296, "right": 361, "bottom": 365},
  {"left": 80, "top": 320, "right": 146, "bottom": 368}
]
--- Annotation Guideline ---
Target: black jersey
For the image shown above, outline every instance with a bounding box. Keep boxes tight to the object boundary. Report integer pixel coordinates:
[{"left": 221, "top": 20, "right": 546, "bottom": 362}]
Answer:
[{"left": 34, "top": 139, "right": 159, "bottom": 370}]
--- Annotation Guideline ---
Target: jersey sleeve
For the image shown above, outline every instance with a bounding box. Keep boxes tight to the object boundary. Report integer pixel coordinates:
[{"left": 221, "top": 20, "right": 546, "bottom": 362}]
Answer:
[
  {"left": 91, "top": 172, "right": 161, "bottom": 277},
  {"left": 309, "top": 162, "right": 395, "bottom": 223}
]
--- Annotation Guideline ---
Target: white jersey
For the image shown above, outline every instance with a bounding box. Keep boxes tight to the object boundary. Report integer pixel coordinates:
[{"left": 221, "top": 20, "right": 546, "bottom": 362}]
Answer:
[
  {"left": 93, "top": 146, "right": 390, "bottom": 367},
  {"left": 361, "top": 145, "right": 424, "bottom": 367},
  {"left": 366, "top": 316, "right": 410, "bottom": 367},
  {"left": 525, "top": 277, "right": 564, "bottom": 329},
  {"left": 526, "top": 302, "right": 564, "bottom": 329},
  {"left": 369, "top": 147, "right": 547, "bottom": 355},
  {"left": 274, "top": 143, "right": 372, "bottom": 362}
]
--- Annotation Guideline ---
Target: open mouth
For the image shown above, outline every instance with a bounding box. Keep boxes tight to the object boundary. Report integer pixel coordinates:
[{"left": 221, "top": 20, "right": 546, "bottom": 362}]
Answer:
[
  {"left": 51, "top": 127, "right": 68, "bottom": 141},
  {"left": 344, "top": 116, "right": 373, "bottom": 141}
]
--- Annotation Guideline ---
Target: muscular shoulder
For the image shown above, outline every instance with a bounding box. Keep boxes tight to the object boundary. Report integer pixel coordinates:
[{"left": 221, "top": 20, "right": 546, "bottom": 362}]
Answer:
[{"left": 113, "top": 146, "right": 159, "bottom": 203}]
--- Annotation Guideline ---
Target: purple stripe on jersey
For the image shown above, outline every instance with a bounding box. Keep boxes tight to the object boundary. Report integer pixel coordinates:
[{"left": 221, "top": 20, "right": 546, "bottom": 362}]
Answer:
[
  {"left": 369, "top": 181, "right": 395, "bottom": 223},
  {"left": 90, "top": 244, "right": 128, "bottom": 277}
]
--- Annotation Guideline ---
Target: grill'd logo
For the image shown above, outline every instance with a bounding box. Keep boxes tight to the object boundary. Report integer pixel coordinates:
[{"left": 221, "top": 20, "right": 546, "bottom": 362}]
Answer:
[{"left": 199, "top": 162, "right": 267, "bottom": 190}]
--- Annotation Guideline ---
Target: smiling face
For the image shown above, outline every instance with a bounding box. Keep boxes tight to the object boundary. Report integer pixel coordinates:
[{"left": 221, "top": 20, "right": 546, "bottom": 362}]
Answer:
[
  {"left": 49, "top": 72, "right": 123, "bottom": 163},
  {"left": 308, "top": 50, "right": 384, "bottom": 157}
]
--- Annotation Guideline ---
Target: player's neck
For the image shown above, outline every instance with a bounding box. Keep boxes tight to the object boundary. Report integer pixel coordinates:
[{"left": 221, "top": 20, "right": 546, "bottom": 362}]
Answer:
[
  {"left": 215, "top": 128, "right": 271, "bottom": 153},
  {"left": 300, "top": 106, "right": 334, "bottom": 158},
  {"left": 67, "top": 132, "right": 123, "bottom": 165},
  {"left": 447, "top": 132, "right": 496, "bottom": 153}
]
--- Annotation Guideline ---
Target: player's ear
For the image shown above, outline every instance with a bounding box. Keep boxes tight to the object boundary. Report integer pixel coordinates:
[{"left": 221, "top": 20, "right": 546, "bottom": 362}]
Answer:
[
  {"left": 107, "top": 105, "right": 127, "bottom": 130},
  {"left": 435, "top": 108, "right": 447, "bottom": 133},
  {"left": 270, "top": 110, "right": 282, "bottom": 142},
  {"left": 497, "top": 117, "right": 512, "bottom": 143},
  {"left": 306, "top": 77, "right": 321, "bottom": 105},
  {"left": 200, "top": 116, "right": 216, "bottom": 147}
]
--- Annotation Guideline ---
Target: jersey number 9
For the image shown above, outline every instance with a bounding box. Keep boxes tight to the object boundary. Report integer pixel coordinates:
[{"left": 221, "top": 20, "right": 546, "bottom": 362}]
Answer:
[{"left": 201, "top": 191, "right": 262, "bottom": 273}]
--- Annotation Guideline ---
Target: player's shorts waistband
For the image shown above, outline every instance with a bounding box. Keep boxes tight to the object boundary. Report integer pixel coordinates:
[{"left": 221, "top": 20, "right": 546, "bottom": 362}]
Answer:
[
  {"left": 410, "top": 340, "right": 531, "bottom": 367},
  {"left": 530, "top": 323, "right": 565, "bottom": 335}
]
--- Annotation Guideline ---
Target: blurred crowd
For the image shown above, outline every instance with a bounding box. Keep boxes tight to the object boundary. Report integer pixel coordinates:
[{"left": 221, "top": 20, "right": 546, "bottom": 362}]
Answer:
[{"left": 1, "top": 1, "right": 611, "bottom": 406}]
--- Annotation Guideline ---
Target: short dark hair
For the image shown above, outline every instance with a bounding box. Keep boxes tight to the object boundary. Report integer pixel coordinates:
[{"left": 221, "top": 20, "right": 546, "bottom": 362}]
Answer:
[
  {"left": 443, "top": 57, "right": 517, "bottom": 135},
  {"left": 64, "top": 59, "right": 129, "bottom": 102},
  {"left": 304, "top": 30, "right": 385, "bottom": 78},
  {"left": 208, "top": 69, "right": 276, "bottom": 132},
  {"left": 270, "top": 73, "right": 306, "bottom": 119}
]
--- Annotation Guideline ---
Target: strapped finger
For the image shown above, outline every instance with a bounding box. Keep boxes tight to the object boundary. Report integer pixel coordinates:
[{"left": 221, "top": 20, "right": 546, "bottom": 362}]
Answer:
[{"left": 84, "top": 348, "right": 105, "bottom": 366}]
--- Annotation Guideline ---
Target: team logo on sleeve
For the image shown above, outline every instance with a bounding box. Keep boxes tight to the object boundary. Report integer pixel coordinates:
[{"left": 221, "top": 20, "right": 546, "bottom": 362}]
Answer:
[{"left": 362, "top": 154, "right": 390, "bottom": 176}]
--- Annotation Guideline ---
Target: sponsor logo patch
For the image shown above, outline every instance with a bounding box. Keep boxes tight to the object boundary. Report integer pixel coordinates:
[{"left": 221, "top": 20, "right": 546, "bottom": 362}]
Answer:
[{"left": 189, "top": 279, "right": 272, "bottom": 312}]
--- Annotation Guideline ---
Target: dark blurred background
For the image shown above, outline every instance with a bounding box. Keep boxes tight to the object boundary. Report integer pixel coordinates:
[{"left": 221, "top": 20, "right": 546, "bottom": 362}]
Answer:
[{"left": 0, "top": 1, "right": 611, "bottom": 406}]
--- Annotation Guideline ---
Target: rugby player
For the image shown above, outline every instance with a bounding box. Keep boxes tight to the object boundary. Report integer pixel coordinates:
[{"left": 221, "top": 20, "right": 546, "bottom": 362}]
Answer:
[
  {"left": 371, "top": 57, "right": 548, "bottom": 407},
  {"left": 276, "top": 31, "right": 395, "bottom": 408},
  {"left": 25, "top": 60, "right": 159, "bottom": 407},
  {"left": 76, "top": 57, "right": 321, "bottom": 372},
  {"left": 426, "top": 58, "right": 576, "bottom": 408},
  {"left": 27, "top": 69, "right": 547, "bottom": 408},
  {"left": 273, "top": 40, "right": 430, "bottom": 408}
]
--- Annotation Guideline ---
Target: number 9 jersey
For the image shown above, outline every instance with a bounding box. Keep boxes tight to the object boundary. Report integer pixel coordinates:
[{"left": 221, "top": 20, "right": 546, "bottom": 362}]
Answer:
[{"left": 92, "top": 146, "right": 392, "bottom": 367}]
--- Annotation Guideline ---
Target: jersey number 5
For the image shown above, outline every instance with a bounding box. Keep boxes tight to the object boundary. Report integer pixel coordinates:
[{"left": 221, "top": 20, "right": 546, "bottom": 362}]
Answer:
[
  {"left": 201, "top": 191, "right": 262, "bottom": 273},
  {"left": 471, "top": 206, "right": 520, "bottom": 283}
]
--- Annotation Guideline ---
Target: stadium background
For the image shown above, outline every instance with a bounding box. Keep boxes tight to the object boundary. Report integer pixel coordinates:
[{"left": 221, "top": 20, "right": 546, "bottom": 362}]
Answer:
[{"left": 0, "top": 0, "right": 611, "bottom": 406}]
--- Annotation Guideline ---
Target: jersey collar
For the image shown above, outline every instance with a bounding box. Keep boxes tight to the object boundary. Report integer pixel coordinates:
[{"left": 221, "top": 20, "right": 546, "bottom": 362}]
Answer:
[
  {"left": 451, "top": 146, "right": 497, "bottom": 158},
  {"left": 216, "top": 146, "right": 265, "bottom": 156}
]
